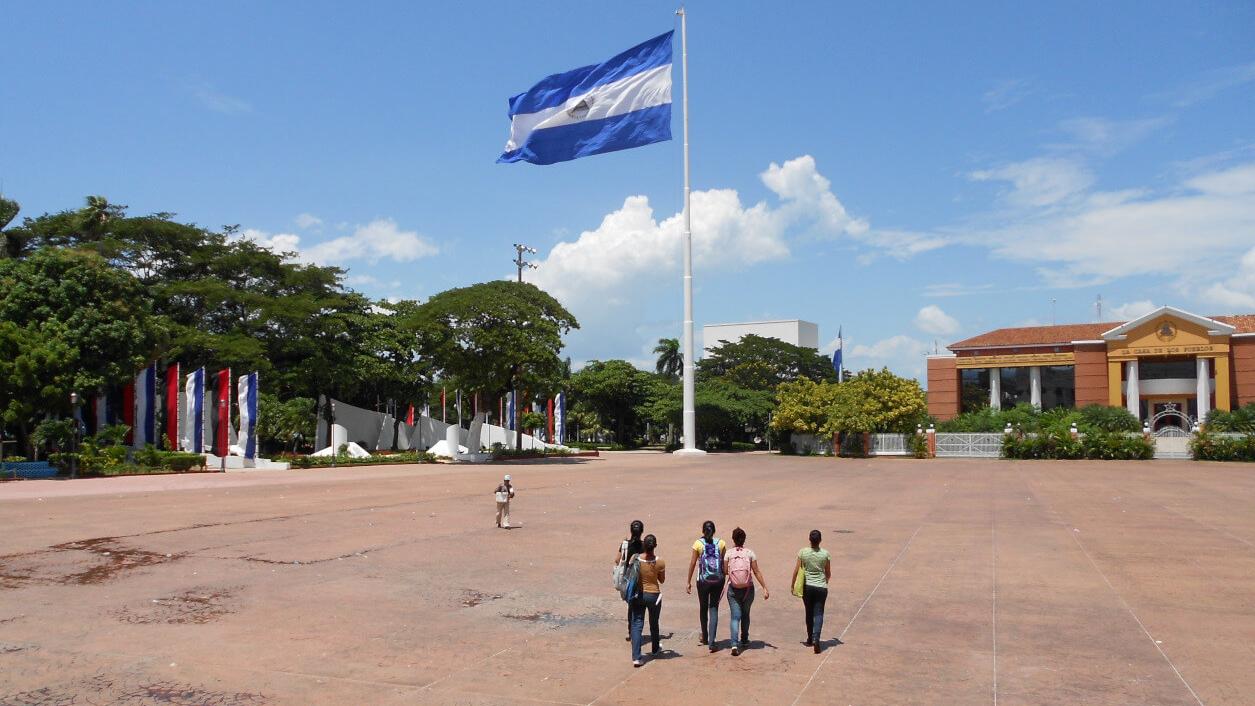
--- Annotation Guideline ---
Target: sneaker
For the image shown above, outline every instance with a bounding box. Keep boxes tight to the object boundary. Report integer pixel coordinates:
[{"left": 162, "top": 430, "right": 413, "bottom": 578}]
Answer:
[
  {"left": 698, "top": 638, "right": 707, "bottom": 646},
  {"left": 633, "top": 660, "right": 642, "bottom": 668},
  {"left": 709, "top": 645, "right": 717, "bottom": 653},
  {"left": 650, "top": 647, "right": 662, "bottom": 656},
  {"left": 731, "top": 646, "right": 740, "bottom": 656},
  {"left": 814, "top": 643, "right": 822, "bottom": 654}
]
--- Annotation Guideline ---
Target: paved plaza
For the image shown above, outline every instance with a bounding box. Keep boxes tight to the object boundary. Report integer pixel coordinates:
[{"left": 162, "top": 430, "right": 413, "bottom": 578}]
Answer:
[{"left": 2, "top": 453, "right": 1254, "bottom": 705}]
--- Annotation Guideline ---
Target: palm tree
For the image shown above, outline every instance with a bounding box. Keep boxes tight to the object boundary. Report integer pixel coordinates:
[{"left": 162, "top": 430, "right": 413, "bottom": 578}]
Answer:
[{"left": 653, "top": 338, "right": 682, "bottom": 380}]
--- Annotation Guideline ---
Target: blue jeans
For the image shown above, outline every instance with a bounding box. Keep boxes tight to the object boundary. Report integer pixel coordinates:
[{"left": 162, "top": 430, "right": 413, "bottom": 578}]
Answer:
[
  {"left": 727, "top": 585, "right": 755, "bottom": 648},
  {"left": 803, "top": 585, "right": 828, "bottom": 643},
  {"left": 697, "top": 579, "right": 724, "bottom": 644},
  {"left": 630, "top": 592, "right": 661, "bottom": 661}
]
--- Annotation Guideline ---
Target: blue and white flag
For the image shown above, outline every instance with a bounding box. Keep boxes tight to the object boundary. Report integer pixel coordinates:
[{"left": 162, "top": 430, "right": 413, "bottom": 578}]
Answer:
[
  {"left": 506, "top": 391, "right": 516, "bottom": 431},
  {"left": 237, "top": 372, "right": 258, "bottom": 460},
  {"left": 498, "top": 31, "right": 673, "bottom": 165},
  {"left": 183, "top": 368, "right": 205, "bottom": 453},
  {"left": 133, "top": 364, "right": 157, "bottom": 449},
  {"left": 832, "top": 327, "right": 843, "bottom": 382},
  {"left": 554, "top": 392, "right": 566, "bottom": 445}
]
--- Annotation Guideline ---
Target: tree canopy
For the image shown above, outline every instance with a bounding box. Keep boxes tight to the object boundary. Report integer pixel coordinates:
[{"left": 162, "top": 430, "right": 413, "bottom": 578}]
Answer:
[{"left": 698, "top": 334, "right": 837, "bottom": 391}]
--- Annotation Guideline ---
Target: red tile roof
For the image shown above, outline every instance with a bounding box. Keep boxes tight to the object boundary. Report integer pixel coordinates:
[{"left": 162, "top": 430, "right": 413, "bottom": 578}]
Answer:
[{"left": 948, "top": 314, "right": 1255, "bottom": 350}]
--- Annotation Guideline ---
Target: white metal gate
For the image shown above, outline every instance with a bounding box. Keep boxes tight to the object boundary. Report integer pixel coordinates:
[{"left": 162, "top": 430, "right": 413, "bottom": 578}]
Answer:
[
  {"left": 935, "top": 433, "right": 1003, "bottom": 458},
  {"left": 870, "top": 433, "right": 909, "bottom": 456},
  {"left": 1150, "top": 406, "right": 1194, "bottom": 459}
]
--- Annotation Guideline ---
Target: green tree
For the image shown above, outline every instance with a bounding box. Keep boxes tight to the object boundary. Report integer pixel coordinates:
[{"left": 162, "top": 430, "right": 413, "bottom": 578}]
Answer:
[
  {"left": 698, "top": 334, "right": 837, "bottom": 390},
  {"left": 256, "top": 394, "right": 317, "bottom": 453},
  {"left": 0, "top": 197, "right": 24, "bottom": 258},
  {"left": 653, "top": 337, "right": 682, "bottom": 379},
  {"left": 569, "top": 360, "right": 653, "bottom": 445},
  {"left": 771, "top": 378, "right": 842, "bottom": 435},
  {"left": 410, "top": 281, "right": 577, "bottom": 445},
  {"left": 823, "top": 368, "right": 928, "bottom": 434}
]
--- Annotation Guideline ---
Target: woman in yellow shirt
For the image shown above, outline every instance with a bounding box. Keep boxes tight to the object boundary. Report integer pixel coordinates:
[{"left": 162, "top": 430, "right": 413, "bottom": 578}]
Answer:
[
  {"left": 686, "top": 520, "right": 726, "bottom": 651},
  {"left": 630, "top": 534, "right": 665, "bottom": 667}
]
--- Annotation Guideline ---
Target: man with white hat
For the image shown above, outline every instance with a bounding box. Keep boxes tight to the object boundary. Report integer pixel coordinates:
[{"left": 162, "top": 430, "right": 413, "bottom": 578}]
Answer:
[{"left": 494, "top": 474, "right": 516, "bottom": 528}]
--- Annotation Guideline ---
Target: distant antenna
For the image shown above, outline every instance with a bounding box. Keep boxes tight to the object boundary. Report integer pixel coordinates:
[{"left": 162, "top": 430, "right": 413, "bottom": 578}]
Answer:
[
  {"left": 1096, "top": 294, "right": 1103, "bottom": 322},
  {"left": 1051, "top": 298, "right": 1057, "bottom": 326},
  {"left": 934, "top": 339, "right": 939, "bottom": 354}
]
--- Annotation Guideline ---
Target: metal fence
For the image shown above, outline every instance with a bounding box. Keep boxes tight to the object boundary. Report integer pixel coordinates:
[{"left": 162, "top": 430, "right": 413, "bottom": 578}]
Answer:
[
  {"left": 869, "top": 433, "right": 910, "bottom": 456},
  {"left": 935, "top": 433, "right": 1004, "bottom": 458}
]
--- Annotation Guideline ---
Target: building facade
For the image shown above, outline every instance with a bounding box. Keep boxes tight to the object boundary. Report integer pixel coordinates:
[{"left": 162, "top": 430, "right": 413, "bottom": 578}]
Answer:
[
  {"left": 927, "top": 306, "right": 1255, "bottom": 427},
  {"left": 702, "top": 319, "right": 819, "bottom": 356}
]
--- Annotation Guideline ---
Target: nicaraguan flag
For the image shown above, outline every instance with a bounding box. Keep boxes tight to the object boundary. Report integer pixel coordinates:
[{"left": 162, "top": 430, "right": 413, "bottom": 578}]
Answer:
[
  {"left": 134, "top": 364, "right": 157, "bottom": 449},
  {"left": 237, "top": 372, "right": 258, "bottom": 460},
  {"left": 498, "top": 31, "right": 673, "bottom": 165},
  {"left": 832, "top": 327, "right": 843, "bottom": 381},
  {"left": 184, "top": 368, "right": 205, "bottom": 453},
  {"left": 555, "top": 392, "right": 566, "bottom": 445}
]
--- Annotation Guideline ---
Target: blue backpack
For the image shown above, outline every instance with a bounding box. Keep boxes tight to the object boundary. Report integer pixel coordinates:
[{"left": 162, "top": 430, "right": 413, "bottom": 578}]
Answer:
[
  {"left": 620, "top": 555, "right": 642, "bottom": 602},
  {"left": 698, "top": 538, "right": 722, "bottom": 583}
]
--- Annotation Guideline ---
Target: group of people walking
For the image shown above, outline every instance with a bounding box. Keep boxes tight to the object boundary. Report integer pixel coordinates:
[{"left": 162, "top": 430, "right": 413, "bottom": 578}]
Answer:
[{"left": 614, "top": 520, "right": 832, "bottom": 667}]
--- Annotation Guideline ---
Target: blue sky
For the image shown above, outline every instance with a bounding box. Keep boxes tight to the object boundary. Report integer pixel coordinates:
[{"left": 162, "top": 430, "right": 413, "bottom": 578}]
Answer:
[{"left": 4, "top": 1, "right": 1254, "bottom": 380}]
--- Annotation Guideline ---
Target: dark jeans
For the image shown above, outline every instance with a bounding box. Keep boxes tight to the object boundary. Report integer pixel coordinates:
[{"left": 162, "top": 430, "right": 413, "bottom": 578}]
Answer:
[
  {"left": 727, "top": 585, "right": 755, "bottom": 647},
  {"left": 697, "top": 579, "right": 724, "bottom": 644},
  {"left": 630, "top": 592, "right": 662, "bottom": 661},
  {"left": 803, "top": 584, "right": 828, "bottom": 643}
]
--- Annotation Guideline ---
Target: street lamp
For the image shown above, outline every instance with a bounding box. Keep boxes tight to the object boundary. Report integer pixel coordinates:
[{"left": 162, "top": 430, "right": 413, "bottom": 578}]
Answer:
[
  {"left": 69, "top": 392, "right": 82, "bottom": 479},
  {"left": 513, "top": 243, "right": 538, "bottom": 282}
]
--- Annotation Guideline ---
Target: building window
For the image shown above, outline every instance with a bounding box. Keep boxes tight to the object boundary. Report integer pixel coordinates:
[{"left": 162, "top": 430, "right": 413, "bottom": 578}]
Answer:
[
  {"left": 1000, "top": 367, "right": 1032, "bottom": 408},
  {"left": 961, "top": 368, "right": 990, "bottom": 413},
  {"left": 1139, "top": 358, "right": 1198, "bottom": 380},
  {"left": 1040, "top": 365, "right": 1075, "bottom": 410}
]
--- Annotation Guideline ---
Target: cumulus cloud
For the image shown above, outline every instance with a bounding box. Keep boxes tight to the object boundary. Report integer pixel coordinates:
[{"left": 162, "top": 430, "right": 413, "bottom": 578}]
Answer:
[
  {"left": 1108, "top": 300, "right": 1158, "bottom": 320},
  {"left": 914, "top": 305, "right": 960, "bottom": 335},
  {"left": 1201, "top": 246, "right": 1255, "bottom": 310},
  {"left": 237, "top": 219, "right": 438, "bottom": 266},
  {"left": 294, "top": 213, "right": 323, "bottom": 229},
  {"left": 529, "top": 155, "right": 866, "bottom": 307},
  {"left": 969, "top": 157, "right": 1094, "bottom": 208},
  {"left": 961, "top": 162, "right": 1255, "bottom": 286}
]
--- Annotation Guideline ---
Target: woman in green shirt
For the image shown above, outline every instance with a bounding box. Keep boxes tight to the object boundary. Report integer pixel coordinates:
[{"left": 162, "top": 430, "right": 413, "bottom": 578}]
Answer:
[{"left": 790, "top": 529, "right": 831, "bottom": 653}]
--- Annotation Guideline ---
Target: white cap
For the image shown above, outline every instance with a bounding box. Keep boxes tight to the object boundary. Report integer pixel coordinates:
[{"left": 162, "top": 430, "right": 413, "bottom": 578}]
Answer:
[{"left": 503, "top": 474, "right": 511, "bottom": 481}]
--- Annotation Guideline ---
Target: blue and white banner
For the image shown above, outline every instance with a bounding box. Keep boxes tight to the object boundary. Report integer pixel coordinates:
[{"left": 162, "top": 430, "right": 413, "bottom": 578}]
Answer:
[
  {"left": 183, "top": 368, "right": 205, "bottom": 453},
  {"left": 832, "top": 326, "right": 843, "bottom": 382},
  {"left": 506, "top": 391, "right": 516, "bottom": 431},
  {"left": 555, "top": 392, "right": 566, "bottom": 445},
  {"left": 133, "top": 364, "right": 157, "bottom": 449},
  {"left": 498, "top": 31, "right": 673, "bottom": 165},
  {"left": 237, "top": 372, "right": 258, "bottom": 459}
]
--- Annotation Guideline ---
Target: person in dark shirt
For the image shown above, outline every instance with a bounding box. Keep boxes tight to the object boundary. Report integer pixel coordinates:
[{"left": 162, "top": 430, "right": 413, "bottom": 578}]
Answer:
[{"left": 614, "top": 520, "right": 645, "bottom": 641}]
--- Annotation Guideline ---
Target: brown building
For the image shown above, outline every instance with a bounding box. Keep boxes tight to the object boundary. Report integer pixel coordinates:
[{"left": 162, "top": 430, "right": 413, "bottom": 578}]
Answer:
[{"left": 927, "top": 306, "right": 1255, "bottom": 427}]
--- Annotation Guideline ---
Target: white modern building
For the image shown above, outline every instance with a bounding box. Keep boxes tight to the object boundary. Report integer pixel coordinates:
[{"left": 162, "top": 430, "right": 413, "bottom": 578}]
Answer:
[{"left": 702, "top": 319, "right": 819, "bottom": 356}]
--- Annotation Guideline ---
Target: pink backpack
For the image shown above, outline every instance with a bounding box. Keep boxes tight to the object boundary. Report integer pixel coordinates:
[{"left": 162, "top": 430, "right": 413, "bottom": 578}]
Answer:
[{"left": 727, "top": 547, "right": 753, "bottom": 588}]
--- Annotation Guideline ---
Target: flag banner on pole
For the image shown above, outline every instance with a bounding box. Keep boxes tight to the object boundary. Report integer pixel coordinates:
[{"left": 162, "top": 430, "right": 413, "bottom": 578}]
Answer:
[
  {"left": 546, "top": 398, "right": 555, "bottom": 443},
  {"left": 122, "top": 380, "right": 135, "bottom": 445},
  {"left": 498, "top": 31, "right": 673, "bottom": 165},
  {"left": 165, "top": 364, "right": 180, "bottom": 451},
  {"left": 441, "top": 388, "right": 446, "bottom": 423},
  {"left": 506, "top": 391, "right": 515, "bottom": 431},
  {"left": 215, "top": 369, "right": 231, "bottom": 456},
  {"left": 133, "top": 364, "right": 156, "bottom": 449},
  {"left": 832, "top": 326, "right": 843, "bottom": 382},
  {"left": 555, "top": 392, "right": 566, "bottom": 445},
  {"left": 406, "top": 404, "right": 415, "bottom": 426},
  {"left": 184, "top": 368, "right": 205, "bottom": 453},
  {"left": 237, "top": 372, "right": 258, "bottom": 460},
  {"left": 93, "top": 395, "right": 108, "bottom": 436}
]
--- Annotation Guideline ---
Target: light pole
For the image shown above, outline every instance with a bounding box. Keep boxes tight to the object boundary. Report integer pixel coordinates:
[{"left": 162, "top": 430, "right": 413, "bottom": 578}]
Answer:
[
  {"left": 69, "top": 392, "right": 82, "bottom": 479},
  {"left": 513, "top": 243, "right": 537, "bottom": 282}
]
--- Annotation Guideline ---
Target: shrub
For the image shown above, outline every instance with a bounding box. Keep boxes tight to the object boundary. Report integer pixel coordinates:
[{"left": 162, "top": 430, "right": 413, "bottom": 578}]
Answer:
[
  {"left": 1002, "top": 429, "right": 1152, "bottom": 460},
  {"left": 1190, "top": 430, "right": 1255, "bottom": 461},
  {"left": 1080, "top": 431, "right": 1154, "bottom": 460},
  {"left": 1075, "top": 405, "right": 1140, "bottom": 433},
  {"left": 908, "top": 433, "right": 930, "bottom": 459},
  {"left": 1204, "top": 404, "right": 1255, "bottom": 433}
]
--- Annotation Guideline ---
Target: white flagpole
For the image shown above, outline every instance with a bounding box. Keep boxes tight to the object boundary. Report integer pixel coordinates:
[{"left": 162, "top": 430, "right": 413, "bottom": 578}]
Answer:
[{"left": 675, "top": 7, "right": 704, "bottom": 456}]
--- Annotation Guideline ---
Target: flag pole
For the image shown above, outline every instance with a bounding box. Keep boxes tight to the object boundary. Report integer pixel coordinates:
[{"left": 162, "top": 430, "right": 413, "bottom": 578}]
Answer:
[{"left": 675, "top": 7, "right": 704, "bottom": 456}]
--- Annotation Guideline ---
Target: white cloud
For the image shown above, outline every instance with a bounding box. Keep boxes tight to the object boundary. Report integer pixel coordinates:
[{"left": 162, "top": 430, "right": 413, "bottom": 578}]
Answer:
[
  {"left": 529, "top": 155, "right": 865, "bottom": 307},
  {"left": 982, "top": 78, "right": 1032, "bottom": 112},
  {"left": 969, "top": 157, "right": 1094, "bottom": 207},
  {"left": 914, "top": 305, "right": 960, "bottom": 335},
  {"left": 962, "top": 162, "right": 1255, "bottom": 286},
  {"left": 1108, "top": 300, "right": 1157, "bottom": 320},
  {"left": 237, "top": 218, "right": 438, "bottom": 267},
  {"left": 1201, "top": 246, "right": 1255, "bottom": 310},
  {"left": 845, "top": 335, "right": 931, "bottom": 380},
  {"left": 238, "top": 228, "right": 300, "bottom": 255},
  {"left": 191, "top": 82, "right": 252, "bottom": 115},
  {"left": 1056, "top": 116, "right": 1172, "bottom": 155},
  {"left": 294, "top": 213, "right": 323, "bottom": 229},
  {"left": 304, "top": 219, "right": 439, "bottom": 265}
]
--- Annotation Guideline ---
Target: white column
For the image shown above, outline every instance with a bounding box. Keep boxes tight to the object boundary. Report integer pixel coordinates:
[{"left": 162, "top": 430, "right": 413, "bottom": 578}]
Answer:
[
  {"left": 1125, "top": 360, "right": 1140, "bottom": 419},
  {"left": 1196, "top": 357, "right": 1211, "bottom": 424},
  {"left": 1029, "top": 366, "right": 1042, "bottom": 409},
  {"left": 989, "top": 368, "right": 1001, "bottom": 410}
]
